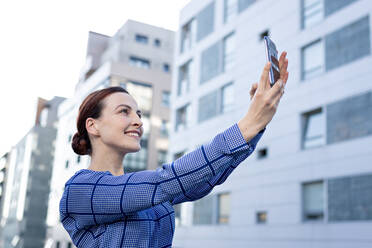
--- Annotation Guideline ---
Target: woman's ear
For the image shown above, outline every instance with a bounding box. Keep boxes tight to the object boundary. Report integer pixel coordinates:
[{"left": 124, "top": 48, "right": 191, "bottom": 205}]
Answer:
[{"left": 86, "top": 117, "right": 100, "bottom": 137}]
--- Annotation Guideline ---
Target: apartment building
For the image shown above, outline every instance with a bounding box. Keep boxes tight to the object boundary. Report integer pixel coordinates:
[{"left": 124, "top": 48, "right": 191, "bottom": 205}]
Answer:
[
  {"left": 170, "top": 0, "right": 372, "bottom": 247},
  {"left": 45, "top": 20, "right": 174, "bottom": 247},
  {"left": 0, "top": 97, "right": 65, "bottom": 248}
]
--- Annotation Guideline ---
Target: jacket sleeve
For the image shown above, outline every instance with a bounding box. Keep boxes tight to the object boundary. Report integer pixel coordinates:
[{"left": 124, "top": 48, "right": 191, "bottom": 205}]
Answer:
[
  {"left": 171, "top": 127, "right": 265, "bottom": 205},
  {"left": 59, "top": 123, "right": 265, "bottom": 230}
]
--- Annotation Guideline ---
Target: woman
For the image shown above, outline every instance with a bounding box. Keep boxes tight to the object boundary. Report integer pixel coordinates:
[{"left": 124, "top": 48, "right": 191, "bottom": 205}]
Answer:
[{"left": 59, "top": 53, "right": 289, "bottom": 247}]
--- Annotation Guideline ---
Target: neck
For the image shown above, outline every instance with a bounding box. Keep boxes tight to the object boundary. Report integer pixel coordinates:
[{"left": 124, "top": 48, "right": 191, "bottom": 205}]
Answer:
[{"left": 88, "top": 144, "right": 125, "bottom": 176}]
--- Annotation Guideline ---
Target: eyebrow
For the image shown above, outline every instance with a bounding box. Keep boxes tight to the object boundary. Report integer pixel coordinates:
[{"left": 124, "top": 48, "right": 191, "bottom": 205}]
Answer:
[{"left": 115, "top": 104, "right": 142, "bottom": 115}]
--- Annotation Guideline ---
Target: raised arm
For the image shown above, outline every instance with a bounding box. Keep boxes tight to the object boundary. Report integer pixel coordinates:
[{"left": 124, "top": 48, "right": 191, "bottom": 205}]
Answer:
[
  {"left": 60, "top": 53, "right": 289, "bottom": 231},
  {"left": 59, "top": 122, "right": 264, "bottom": 230}
]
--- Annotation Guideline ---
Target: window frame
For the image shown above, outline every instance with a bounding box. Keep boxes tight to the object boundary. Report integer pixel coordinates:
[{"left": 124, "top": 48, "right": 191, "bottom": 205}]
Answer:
[
  {"left": 301, "top": 107, "right": 327, "bottom": 150},
  {"left": 301, "top": 180, "right": 328, "bottom": 223},
  {"left": 301, "top": 39, "right": 324, "bottom": 81}
]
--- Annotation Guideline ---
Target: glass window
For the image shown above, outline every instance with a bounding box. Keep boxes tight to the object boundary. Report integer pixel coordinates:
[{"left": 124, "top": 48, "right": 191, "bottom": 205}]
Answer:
[
  {"left": 163, "top": 63, "right": 170, "bottom": 73},
  {"left": 129, "top": 56, "right": 150, "bottom": 69},
  {"left": 178, "top": 60, "right": 193, "bottom": 96},
  {"left": 135, "top": 34, "right": 148, "bottom": 44},
  {"left": 126, "top": 81, "right": 153, "bottom": 114},
  {"left": 218, "top": 193, "right": 230, "bottom": 224},
  {"left": 56, "top": 241, "right": 61, "bottom": 248},
  {"left": 76, "top": 155, "right": 81, "bottom": 164},
  {"left": 224, "top": 0, "right": 238, "bottom": 23},
  {"left": 158, "top": 150, "right": 167, "bottom": 167},
  {"left": 174, "top": 151, "right": 185, "bottom": 160},
  {"left": 302, "top": 0, "right": 324, "bottom": 29},
  {"left": 181, "top": 19, "right": 196, "bottom": 53},
  {"left": 123, "top": 140, "right": 148, "bottom": 173},
  {"left": 256, "top": 211, "right": 267, "bottom": 224},
  {"left": 303, "top": 181, "right": 324, "bottom": 221},
  {"left": 67, "top": 242, "right": 73, "bottom": 248},
  {"left": 193, "top": 195, "right": 214, "bottom": 225},
  {"left": 40, "top": 108, "right": 48, "bottom": 127},
  {"left": 154, "top": 39, "right": 161, "bottom": 47},
  {"left": 176, "top": 104, "right": 191, "bottom": 132},
  {"left": 221, "top": 83, "right": 234, "bottom": 113},
  {"left": 223, "top": 33, "right": 236, "bottom": 72},
  {"left": 65, "top": 160, "right": 69, "bottom": 169},
  {"left": 302, "top": 40, "right": 323, "bottom": 80},
  {"left": 162, "top": 91, "right": 170, "bottom": 107},
  {"left": 302, "top": 109, "right": 325, "bottom": 149},
  {"left": 160, "top": 119, "right": 169, "bottom": 136}
]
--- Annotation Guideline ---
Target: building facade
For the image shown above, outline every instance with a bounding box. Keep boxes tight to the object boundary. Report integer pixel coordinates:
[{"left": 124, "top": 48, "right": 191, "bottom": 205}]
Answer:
[
  {"left": 0, "top": 97, "right": 65, "bottom": 248},
  {"left": 45, "top": 20, "right": 174, "bottom": 247},
  {"left": 171, "top": 0, "right": 372, "bottom": 247}
]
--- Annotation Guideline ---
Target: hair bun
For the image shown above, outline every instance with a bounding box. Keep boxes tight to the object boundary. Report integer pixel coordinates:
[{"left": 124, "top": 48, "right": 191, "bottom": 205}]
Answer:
[{"left": 71, "top": 132, "right": 90, "bottom": 155}]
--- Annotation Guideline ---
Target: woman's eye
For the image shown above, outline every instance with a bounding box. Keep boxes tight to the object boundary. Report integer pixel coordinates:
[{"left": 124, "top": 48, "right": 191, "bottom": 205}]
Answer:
[{"left": 120, "top": 109, "right": 129, "bottom": 114}]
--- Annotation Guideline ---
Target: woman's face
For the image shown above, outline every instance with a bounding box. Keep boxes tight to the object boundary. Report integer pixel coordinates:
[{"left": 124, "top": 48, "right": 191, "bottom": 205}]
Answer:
[{"left": 93, "top": 92, "right": 144, "bottom": 154}]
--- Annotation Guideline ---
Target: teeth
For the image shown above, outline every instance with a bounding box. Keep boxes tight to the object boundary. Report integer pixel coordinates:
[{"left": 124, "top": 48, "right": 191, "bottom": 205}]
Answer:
[{"left": 126, "top": 133, "right": 139, "bottom": 137}]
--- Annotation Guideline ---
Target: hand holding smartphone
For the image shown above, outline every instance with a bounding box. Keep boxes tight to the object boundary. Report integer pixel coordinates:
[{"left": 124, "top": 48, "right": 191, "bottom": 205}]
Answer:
[{"left": 264, "top": 36, "right": 280, "bottom": 87}]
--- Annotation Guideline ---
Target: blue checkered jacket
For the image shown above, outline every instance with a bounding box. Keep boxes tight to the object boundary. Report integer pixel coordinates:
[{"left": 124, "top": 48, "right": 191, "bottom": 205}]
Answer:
[{"left": 59, "top": 123, "right": 265, "bottom": 247}]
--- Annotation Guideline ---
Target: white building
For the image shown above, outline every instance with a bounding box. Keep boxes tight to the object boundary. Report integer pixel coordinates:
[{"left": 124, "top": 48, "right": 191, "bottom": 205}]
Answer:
[
  {"left": 170, "top": 0, "right": 372, "bottom": 247},
  {"left": 45, "top": 20, "right": 174, "bottom": 248}
]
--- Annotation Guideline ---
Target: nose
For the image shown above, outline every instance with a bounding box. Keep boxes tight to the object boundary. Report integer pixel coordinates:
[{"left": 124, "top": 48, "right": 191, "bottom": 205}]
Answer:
[{"left": 132, "top": 113, "right": 143, "bottom": 128}]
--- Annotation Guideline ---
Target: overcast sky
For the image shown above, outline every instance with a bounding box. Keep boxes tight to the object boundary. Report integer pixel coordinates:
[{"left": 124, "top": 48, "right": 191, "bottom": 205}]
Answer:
[{"left": 0, "top": 0, "right": 190, "bottom": 157}]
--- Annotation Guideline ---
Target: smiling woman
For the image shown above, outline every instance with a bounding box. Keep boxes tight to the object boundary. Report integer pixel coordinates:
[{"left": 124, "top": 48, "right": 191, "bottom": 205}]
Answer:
[{"left": 60, "top": 52, "right": 288, "bottom": 248}]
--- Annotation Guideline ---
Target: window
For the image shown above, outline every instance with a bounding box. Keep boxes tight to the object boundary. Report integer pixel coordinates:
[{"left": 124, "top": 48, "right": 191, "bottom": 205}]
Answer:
[
  {"left": 40, "top": 108, "right": 48, "bottom": 127},
  {"left": 302, "top": 0, "right": 323, "bottom": 29},
  {"left": 65, "top": 160, "right": 69, "bottom": 169},
  {"left": 154, "top": 39, "right": 161, "bottom": 47},
  {"left": 178, "top": 60, "right": 193, "bottom": 96},
  {"left": 238, "top": 0, "right": 256, "bottom": 13},
  {"left": 163, "top": 63, "right": 170, "bottom": 73},
  {"left": 68, "top": 134, "right": 72, "bottom": 143},
  {"left": 126, "top": 81, "right": 152, "bottom": 114},
  {"left": 217, "top": 193, "right": 230, "bottom": 224},
  {"left": 160, "top": 119, "right": 169, "bottom": 136},
  {"left": 193, "top": 193, "right": 231, "bottom": 225},
  {"left": 180, "top": 19, "right": 196, "bottom": 53},
  {"left": 174, "top": 151, "right": 185, "bottom": 160},
  {"left": 302, "top": 39, "right": 323, "bottom": 80},
  {"left": 302, "top": 108, "right": 325, "bottom": 149},
  {"left": 56, "top": 241, "right": 61, "bottom": 248},
  {"left": 193, "top": 195, "right": 214, "bottom": 225},
  {"left": 223, "top": 33, "right": 235, "bottom": 72},
  {"left": 196, "top": 1, "right": 215, "bottom": 42},
  {"left": 123, "top": 139, "right": 148, "bottom": 173},
  {"left": 259, "top": 30, "right": 270, "bottom": 41},
  {"left": 198, "top": 90, "right": 219, "bottom": 123},
  {"left": 303, "top": 181, "right": 324, "bottom": 221},
  {"left": 176, "top": 104, "right": 191, "bottom": 132},
  {"left": 76, "top": 156, "right": 81, "bottom": 164},
  {"left": 129, "top": 56, "right": 150, "bottom": 69},
  {"left": 224, "top": 0, "right": 238, "bottom": 23},
  {"left": 135, "top": 34, "right": 148, "bottom": 44},
  {"left": 158, "top": 150, "right": 167, "bottom": 167},
  {"left": 162, "top": 91, "right": 170, "bottom": 107},
  {"left": 67, "top": 242, "right": 73, "bottom": 248},
  {"left": 221, "top": 83, "right": 234, "bottom": 113},
  {"left": 325, "top": 16, "right": 370, "bottom": 71},
  {"left": 257, "top": 148, "right": 268, "bottom": 159},
  {"left": 256, "top": 211, "right": 267, "bottom": 224}
]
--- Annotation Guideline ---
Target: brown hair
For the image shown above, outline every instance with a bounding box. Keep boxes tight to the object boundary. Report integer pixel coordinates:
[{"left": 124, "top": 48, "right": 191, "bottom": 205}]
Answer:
[{"left": 71, "top": 86, "right": 130, "bottom": 155}]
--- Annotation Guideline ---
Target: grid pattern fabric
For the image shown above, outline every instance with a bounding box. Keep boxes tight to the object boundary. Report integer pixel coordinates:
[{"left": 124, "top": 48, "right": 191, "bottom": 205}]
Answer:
[{"left": 59, "top": 123, "right": 265, "bottom": 247}]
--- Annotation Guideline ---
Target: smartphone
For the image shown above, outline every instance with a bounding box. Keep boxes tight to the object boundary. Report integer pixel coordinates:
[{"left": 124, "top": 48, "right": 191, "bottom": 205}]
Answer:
[{"left": 264, "top": 36, "right": 280, "bottom": 87}]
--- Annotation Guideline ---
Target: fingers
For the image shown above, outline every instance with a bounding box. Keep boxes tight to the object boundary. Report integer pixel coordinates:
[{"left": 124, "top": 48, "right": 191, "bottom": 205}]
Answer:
[
  {"left": 272, "top": 84, "right": 285, "bottom": 109},
  {"left": 258, "top": 62, "right": 271, "bottom": 91},
  {"left": 279, "top": 51, "right": 289, "bottom": 84},
  {"left": 250, "top": 82, "right": 258, "bottom": 100}
]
